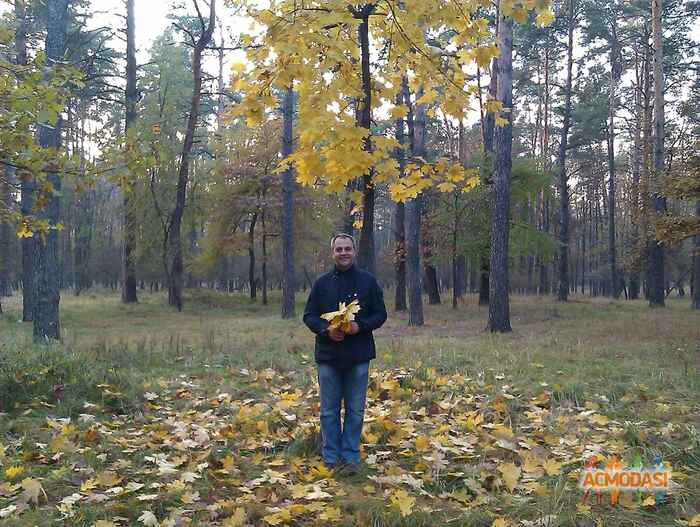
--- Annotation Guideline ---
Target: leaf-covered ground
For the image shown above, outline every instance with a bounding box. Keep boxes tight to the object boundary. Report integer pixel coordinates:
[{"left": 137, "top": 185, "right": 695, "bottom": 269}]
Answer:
[{"left": 0, "top": 291, "right": 699, "bottom": 526}]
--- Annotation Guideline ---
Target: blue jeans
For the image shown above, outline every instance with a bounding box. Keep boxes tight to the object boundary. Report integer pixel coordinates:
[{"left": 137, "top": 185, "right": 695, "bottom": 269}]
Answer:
[{"left": 317, "top": 361, "right": 370, "bottom": 465}]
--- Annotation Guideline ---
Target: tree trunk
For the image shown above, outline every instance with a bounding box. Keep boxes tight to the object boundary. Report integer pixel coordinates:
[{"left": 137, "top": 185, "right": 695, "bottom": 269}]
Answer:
[
  {"left": 281, "top": 86, "right": 296, "bottom": 318},
  {"left": 354, "top": 5, "right": 376, "bottom": 275},
  {"left": 33, "top": 0, "right": 69, "bottom": 342},
  {"left": 422, "top": 195, "right": 441, "bottom": 305},
  {"left": 487, "top": 7, "right": 513, "bottom": 333},
  {"left": 693, "top": 200, "right": 700, "bottom": 310},
  {"left": 121, "top": 0, "right": 138, "bottom": 304},
  {"left": 0, "top": 171, "right": 11, "bottom": 297},
  {"left": 557, "top": 0, "right": 575, "bottom": 302},
  {"left": 479, "top": 51, "right": 499, "bottom": 306},
  {"left": 648, "top": 0, "right": 665, "bottom": 307},
  {"left": 607, "top": 24, "right": 620, "bottom": 299},
  {"left": 406, "top": 84, "right": 425, "bottom": 326},
  {"left": 629, "top": 50, "right": 643, "bottom": 300},
  {"left": 166, "top": 0, "right": 215, "bottom": 311},
  {"left": 406, "top": 196, "right": 423, "bottom": 326},
  {"left": 538, "top": 193, "right": 550, "bottom": 294},
  {"left": 393, "top": 91, "right": 407, "bottom": 312},
  {"left": 452, "top": 194, "right": 459, "bottom": 309},
  {"left": 261, "top": 209, "right": 268, "bottom": 306},
  {"left": 74, "top": 190, "right": 94, "bottom": 295},
  {"left": 16, "top": 0, "right": 34, "bottom": 322},
  {"left": 248, "top": 211, "right": 258, "bottom": 300}
]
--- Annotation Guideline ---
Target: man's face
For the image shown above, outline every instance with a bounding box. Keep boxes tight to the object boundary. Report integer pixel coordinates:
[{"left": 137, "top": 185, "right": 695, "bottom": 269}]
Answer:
[{"left": 332, "top": 237, "right": 355, "bottom": 270}]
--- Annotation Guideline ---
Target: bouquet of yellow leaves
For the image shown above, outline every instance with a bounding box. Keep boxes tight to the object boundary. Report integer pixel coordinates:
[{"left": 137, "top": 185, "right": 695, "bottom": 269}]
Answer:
[{"left": 321, "top": 299, "right": 361, "bottom": 333}]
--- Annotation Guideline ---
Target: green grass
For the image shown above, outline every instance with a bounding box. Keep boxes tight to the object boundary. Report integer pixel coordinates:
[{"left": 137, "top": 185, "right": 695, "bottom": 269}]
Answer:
[{"left": 0, "top": 289, "right": 698, "bottom": 526}]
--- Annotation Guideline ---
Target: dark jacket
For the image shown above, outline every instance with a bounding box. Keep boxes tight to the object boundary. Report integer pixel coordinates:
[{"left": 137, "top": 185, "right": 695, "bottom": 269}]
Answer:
[{"left": 303, "top": 264, "right": 387, "bottom": 368}]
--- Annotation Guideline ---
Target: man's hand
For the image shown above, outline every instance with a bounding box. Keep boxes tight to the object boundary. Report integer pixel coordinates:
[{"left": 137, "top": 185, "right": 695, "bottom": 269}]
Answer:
[
  {"left": 328, "top": 327, "right": 345, "bottom": 342},
  {"left": 346, "top": 321, "right": 360, "bottom": 335}
]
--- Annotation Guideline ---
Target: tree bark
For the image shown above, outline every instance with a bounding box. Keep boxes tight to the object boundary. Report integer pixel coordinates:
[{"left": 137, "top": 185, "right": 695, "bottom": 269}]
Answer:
[
  {"left": 607, "top": 21, "right": 620, "bottom": 299},
  {"left": 393, "top": 92, "right": 407, "bottom": 311},
  {"left": 422, "top": 195, "right": 441, "bottom": 305},
  {"left": 557, "top": 0, "right": 575, "bottom": 302},
  {"left": 487, "top": 8, "right": 513, "bottom": 333},
  {"left": 629, "top": 50, "right": 643, "bottom": 300},
  {"left": 648, "top": 0, "right": 665, "bottom": 307},
  {"left": 121, "top": 0, "right": 138, "bottom": 303},
  {"left": 166, "top": 0, "right": 215, "bottom": 311},
  {"left": 16, "top": 0, "right": 34, "bottom": 322},
  {"left": 248, "top": 211, "right": 258, "bottom": 300},
  {"left": 353, "top": 5, "right": 376, "bottom": 275},
  {"left": 261, "top": 208, "right": 268, "bottom": 306},
  {"left": 0, "top": 170, "right": 11, "bottom": 297},
  {"left": 406, "top": 196, "right": 423, "bottom": 326},
  {"left": 693, "top": 200, "right": 700, "bottom": 310},
  {"left": 479, "top": 51, "right": 499, "bottom": 306},
  {"left": 33, "top": 0, "right": 69, "bottom": 342},
  {"left": 281, "top": 86, "right": 296, "bottom": 318},
  {"left": 406, "top": 85, "right": 425, "bottom": 326}
]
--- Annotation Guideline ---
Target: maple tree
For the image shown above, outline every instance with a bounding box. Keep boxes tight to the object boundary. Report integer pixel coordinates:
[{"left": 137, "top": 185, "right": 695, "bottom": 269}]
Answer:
[{"left": 232, "top": 0, "right": 554, "bottom": 268}]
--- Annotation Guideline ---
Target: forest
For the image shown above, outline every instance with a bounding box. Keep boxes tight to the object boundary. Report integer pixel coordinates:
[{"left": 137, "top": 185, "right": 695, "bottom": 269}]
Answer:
[{"left": 0, "top": 0, "right": 699, "bottom": 526}]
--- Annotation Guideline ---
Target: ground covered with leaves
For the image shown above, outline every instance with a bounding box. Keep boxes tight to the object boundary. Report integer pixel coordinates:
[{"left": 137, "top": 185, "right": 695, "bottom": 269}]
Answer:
[{"left": 0, "top": 291, "right": 698, "bottom": 526}]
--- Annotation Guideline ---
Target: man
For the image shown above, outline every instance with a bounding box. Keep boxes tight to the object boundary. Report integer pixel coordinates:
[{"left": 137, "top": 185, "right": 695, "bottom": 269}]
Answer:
[{"left": 303, "top": 233, "right": 387, "bottom": 469}]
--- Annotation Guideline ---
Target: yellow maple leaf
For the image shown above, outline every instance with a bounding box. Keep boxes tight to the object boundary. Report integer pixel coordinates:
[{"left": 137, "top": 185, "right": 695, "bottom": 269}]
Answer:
[
  {"left": 389, "top": 489, "right": 415, "bottom": 517},
  {"left": 321, "top": 299, "right": 361, "bottom": 332},
  {"left": 415, "top": 435, "right": 430, "bottom": 452},
  {"left": 319, "top": 506, "right": 342, "bottom": 521},
  {"left": 498, "top": 462, "right": 521, "bottom": 492},
  {"left": 20, "top": 478, "right": 45, "bottom": 505},
  {"left": 576, "top": 503, "right": 591, "bottom": 515},
  {"left": 437, "top": 181, "right": 456, "bottom": 193},
  {"left": 492, "top": 518, "right": 511, "bottom": 527},
  {"left": 222, "top": 508, "right": 247, "bottom": 526},
  {"left": 536, "top": 8, "right": 555, "bottom": 27},
  {"left": 641, "top": 495, "right": 657, "bottom": 507},
  {"left": 512, "top": 7, "right": 528, "bottom": 23},
  {"left": 4, "top": 466, "right": 25, "bottom": 480},
  {"left": 689, "top": 513, "right": 700, "bottom": 526},
  {"left": 95, "top": 471, "right": 121, "bottom": 487},
  {"left": 137, "top": 511, "right": 159, "bottom": 527},
  {"left": 16, "top": 222, "right": 34, "bottom": 238},
  {"left": 542, "top": 458, "right": 562, "bottom": 476}
]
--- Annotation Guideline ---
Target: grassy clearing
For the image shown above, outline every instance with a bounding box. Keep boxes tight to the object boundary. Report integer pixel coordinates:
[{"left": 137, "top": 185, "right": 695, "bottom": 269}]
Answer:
[{"left": 0, "top": 290, "right": 698, "bottom": 526}]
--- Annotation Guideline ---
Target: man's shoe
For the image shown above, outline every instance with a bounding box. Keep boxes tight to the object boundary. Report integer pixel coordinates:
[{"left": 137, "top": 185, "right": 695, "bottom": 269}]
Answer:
[{"left": 337, "top": 461, "right": 362, "bottom": 477}]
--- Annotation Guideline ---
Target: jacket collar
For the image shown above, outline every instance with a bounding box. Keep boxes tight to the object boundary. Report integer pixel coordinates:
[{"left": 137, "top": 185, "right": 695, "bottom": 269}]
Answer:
[{"left": 333, "top": 263, "right": 355, "bottom": 275}]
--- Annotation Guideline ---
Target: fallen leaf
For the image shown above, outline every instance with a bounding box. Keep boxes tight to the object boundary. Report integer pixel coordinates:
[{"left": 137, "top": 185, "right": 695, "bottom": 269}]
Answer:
[
  {"left": 138, "top": 510, "right": 160, "bottom": 527},
  {"left": 20, "top": 478, "right": 45, "bottom": 505},
  {"left": 222, "top": 507, "right": 247, "bottom": 526},
  {"left": 389, "top": 489, "right": 415, "bottom": 517},
  {"left": 499, "top": 462, "right": 521, "bottom": 492},
  {"left": 542, "top": 458, "right": 562, "bottom": 476}
]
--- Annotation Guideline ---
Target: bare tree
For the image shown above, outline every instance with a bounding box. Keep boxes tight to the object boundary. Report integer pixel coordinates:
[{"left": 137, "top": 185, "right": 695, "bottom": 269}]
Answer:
[{"left": 166, "top": 0, "right": 216, "bottom": 311}]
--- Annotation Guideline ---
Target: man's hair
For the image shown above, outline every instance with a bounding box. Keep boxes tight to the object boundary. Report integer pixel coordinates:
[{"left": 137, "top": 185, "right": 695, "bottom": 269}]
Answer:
[{"left": 330, "top": 233, "right": 355, "bottom": 249}]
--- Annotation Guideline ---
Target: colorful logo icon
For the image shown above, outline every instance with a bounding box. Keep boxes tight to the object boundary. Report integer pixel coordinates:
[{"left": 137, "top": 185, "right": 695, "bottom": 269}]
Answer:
[{"left": 579, "top": 454, "right": 671, "bottom": 505}]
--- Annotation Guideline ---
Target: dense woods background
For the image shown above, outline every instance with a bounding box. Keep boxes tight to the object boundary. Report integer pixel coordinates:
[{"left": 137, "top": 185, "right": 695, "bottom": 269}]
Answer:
[{"left": 0, "top": 0, "right": 698, "bottom": 339}]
